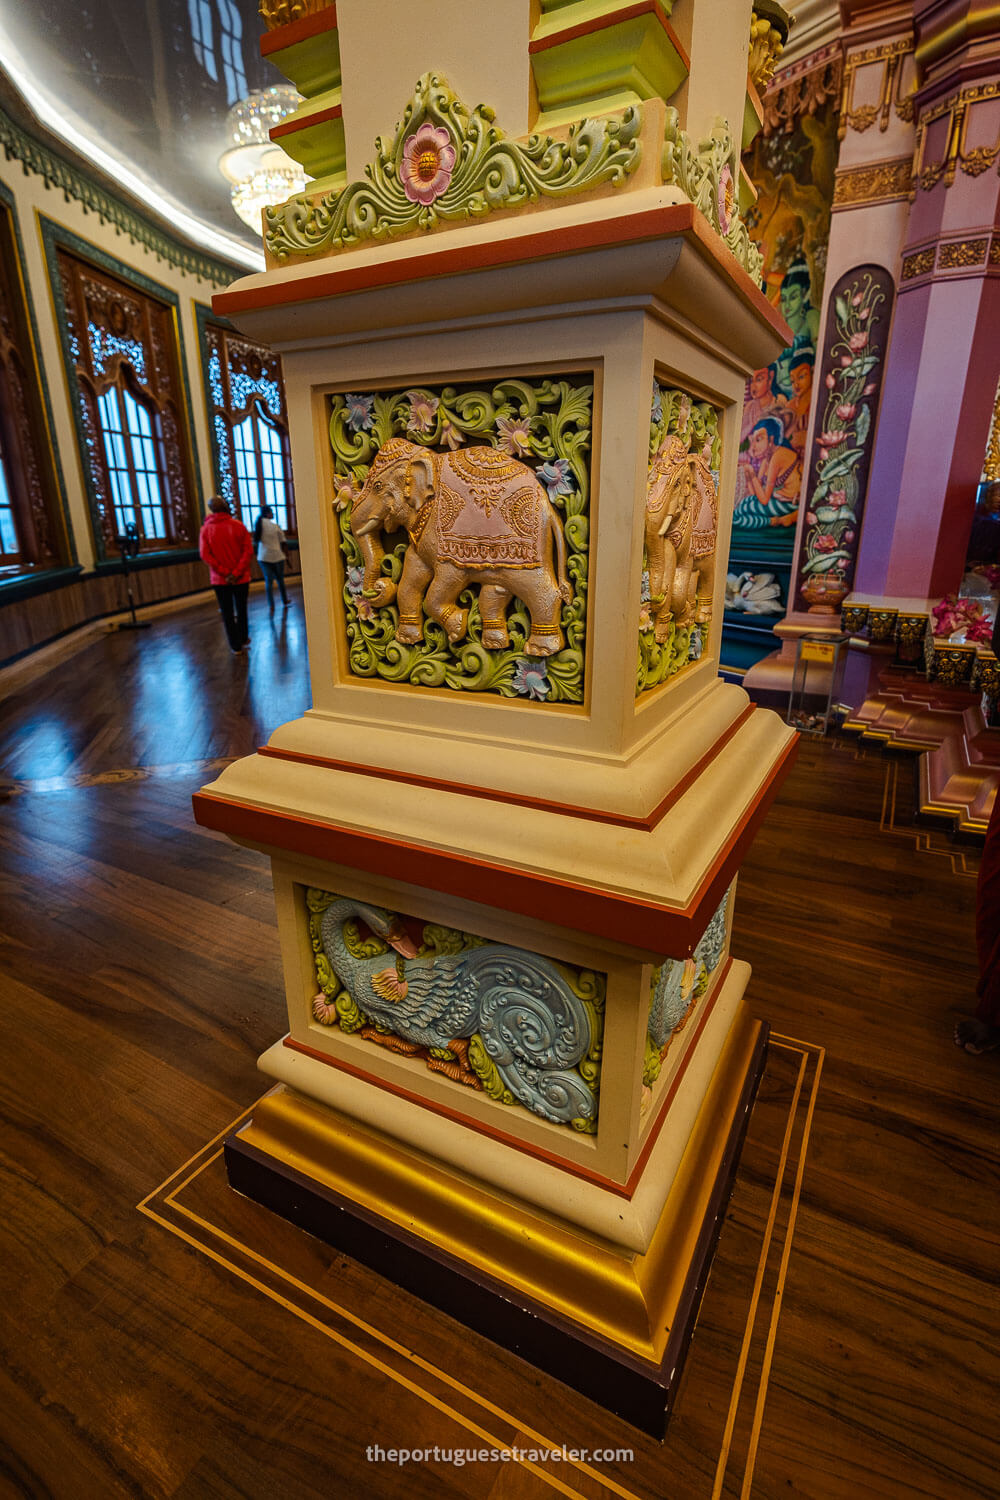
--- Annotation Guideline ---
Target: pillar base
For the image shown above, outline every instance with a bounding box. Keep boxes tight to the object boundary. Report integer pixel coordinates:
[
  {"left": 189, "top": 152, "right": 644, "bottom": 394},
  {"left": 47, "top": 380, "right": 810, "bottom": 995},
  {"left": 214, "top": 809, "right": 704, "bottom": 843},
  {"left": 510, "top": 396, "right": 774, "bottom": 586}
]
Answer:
[{"left": 225, "top": 1006, "right": 767, "bottom": 1437}]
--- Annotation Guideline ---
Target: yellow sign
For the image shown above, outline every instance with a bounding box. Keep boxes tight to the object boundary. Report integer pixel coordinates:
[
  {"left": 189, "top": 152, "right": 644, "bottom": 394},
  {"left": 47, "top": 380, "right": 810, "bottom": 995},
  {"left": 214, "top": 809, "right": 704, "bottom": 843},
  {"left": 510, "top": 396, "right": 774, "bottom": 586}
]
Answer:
[{"left": 800, "top": 640, "right": 836, "bottom": 664}]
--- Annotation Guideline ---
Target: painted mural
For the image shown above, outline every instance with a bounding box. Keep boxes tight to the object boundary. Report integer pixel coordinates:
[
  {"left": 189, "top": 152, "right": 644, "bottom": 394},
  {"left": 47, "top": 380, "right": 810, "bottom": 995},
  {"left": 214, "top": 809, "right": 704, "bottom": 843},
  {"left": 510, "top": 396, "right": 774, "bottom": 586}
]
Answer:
[
  {"left": 330, "top": 375, "right": 591, "bottom": 702},
  {"left": 307, "top": 888, "right": 604, "bottom": 1132},
  {"left": 722, "top": 94, "right": 839, "bottom": 668},
  {"left": 638, "top": 382, "right": 721, "bottom": 695},
  {"left": 796, "top": 266, "right": 894, "bottom": 612}
]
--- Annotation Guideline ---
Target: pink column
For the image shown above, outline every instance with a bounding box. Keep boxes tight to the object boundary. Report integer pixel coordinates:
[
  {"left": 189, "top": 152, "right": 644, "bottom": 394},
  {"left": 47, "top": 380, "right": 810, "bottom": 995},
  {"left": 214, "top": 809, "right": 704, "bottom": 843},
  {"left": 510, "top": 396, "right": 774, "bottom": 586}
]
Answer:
[
  {"left": 746, "top": 1, "right": 1000, "bottom": 695},
  {"left": 849, "top": 0, "right": 1000, "bottom": 597}
]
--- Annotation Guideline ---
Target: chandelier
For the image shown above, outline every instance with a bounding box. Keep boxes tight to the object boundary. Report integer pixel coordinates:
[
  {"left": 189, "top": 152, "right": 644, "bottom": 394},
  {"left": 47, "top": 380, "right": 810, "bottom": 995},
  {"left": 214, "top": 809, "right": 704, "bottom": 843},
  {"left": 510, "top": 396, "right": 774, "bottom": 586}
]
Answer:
[{"left": 219, "top": 86, "right": 308, "bottom": 233}]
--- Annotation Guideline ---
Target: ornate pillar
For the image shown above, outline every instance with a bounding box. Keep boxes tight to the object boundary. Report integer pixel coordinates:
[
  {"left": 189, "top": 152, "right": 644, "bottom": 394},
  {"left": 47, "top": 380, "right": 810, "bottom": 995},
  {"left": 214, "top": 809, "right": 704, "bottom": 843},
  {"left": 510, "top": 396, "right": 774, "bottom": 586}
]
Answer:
[
  {"left": 746, "top": 0, "right": 1000, "bottom": 698},
  {"left": 719, "top": 44, "right": 842, "bottom": 677},
  {"left": 194, "top": 0, "right": 794, "bottom": 1435},
  {"left": 853, "top": 0, "right": 1000, "bottom": 601}
]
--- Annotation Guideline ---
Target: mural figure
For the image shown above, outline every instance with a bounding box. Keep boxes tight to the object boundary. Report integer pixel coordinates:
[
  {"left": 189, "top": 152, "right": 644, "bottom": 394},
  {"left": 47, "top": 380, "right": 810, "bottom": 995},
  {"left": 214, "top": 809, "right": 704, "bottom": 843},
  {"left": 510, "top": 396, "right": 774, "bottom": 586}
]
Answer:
[
  {"left": 722, "top": 94, "right": 838, "bottom": 657},
  {"left": 645, "top": 433, "right": 718, "bottom": 639},
  {"left": 775, "top": 259, "right": 821, "bottom": 391},
  {"left": 784, "top": 351, "right": 815, "bottom": 465},
  {"left": 315, "top": 896, "right": 597, "bottom": 1127},
  {"left": 348, "top": 437, "right": 573, "bottom": 658},
  {"left": 741, "top": 364, "right": 785, "bottom": 444},
  {"left": 733, "top": 415, "right": 801, "bottom": 529}
]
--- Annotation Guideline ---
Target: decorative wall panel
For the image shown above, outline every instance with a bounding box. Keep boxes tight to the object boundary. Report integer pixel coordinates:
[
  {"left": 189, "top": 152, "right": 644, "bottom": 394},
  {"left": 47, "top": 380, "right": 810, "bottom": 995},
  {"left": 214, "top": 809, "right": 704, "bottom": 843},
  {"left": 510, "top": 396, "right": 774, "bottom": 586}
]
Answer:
[{"left": 330, "top": 374, "right": 592, "bottom": 701}]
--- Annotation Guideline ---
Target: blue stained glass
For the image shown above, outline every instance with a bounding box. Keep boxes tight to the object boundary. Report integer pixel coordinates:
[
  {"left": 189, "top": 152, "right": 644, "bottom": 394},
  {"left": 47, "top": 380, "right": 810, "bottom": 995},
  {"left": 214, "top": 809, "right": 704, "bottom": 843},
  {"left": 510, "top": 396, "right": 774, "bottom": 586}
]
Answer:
[
  {"left": 213, "top": 413, "right": 234, "bottom": 501},
  {"left": 209, "top": 349, "right": 225, "bottom": 408},
  {"left": 89, "top": 322, "right": 146, "bottom": 382},
  {"left": 0, "top": 443, "right": 17, "bottom": 556},
  {"left": 0, "top": 508, "right": 16, "bottom": 554},
  {"left": 233, "top": 414, "right": 260, "bottom": 524},
  {"left": 231, "top": 369, "right": 281, "bottom": 418},
  {"left": 123, "top": 389, "right": 166, "bottom": 542},
  {"left": 256, "top": 414, "right": 289, "bottom": 527}
]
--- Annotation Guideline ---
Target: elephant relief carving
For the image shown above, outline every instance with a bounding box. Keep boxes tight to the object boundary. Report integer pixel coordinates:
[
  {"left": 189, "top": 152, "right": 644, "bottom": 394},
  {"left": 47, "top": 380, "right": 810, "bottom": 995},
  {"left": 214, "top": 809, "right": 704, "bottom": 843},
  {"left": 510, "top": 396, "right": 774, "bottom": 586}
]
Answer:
[
  {"left": 644, "top": 433, "right": 718, "bottom": 642},
  {"left": 347, "top": 437, "right": 573, "bottom": 657}
]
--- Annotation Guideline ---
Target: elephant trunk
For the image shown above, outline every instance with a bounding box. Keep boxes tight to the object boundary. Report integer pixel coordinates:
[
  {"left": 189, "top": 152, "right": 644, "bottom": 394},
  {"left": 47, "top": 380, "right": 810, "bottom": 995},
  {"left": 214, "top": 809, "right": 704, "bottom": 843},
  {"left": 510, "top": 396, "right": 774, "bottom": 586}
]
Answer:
[{"left": 356, "top": 528, "right": 397, "bottom": 607}]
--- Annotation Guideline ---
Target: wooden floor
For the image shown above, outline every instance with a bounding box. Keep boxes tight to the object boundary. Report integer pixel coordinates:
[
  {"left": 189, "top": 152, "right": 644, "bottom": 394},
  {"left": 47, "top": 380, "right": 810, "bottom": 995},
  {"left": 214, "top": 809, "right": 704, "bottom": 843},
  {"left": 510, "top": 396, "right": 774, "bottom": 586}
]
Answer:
[{"left": 1, "top": 589, "right": 998, "bottom": 1500}]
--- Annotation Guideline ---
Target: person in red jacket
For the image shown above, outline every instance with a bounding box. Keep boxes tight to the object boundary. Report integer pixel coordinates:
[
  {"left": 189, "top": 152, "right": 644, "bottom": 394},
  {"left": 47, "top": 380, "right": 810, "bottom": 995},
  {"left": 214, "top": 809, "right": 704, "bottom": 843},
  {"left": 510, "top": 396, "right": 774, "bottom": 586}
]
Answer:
[{"left": 199, "top": 497, "right": 254, "bottom": 653}]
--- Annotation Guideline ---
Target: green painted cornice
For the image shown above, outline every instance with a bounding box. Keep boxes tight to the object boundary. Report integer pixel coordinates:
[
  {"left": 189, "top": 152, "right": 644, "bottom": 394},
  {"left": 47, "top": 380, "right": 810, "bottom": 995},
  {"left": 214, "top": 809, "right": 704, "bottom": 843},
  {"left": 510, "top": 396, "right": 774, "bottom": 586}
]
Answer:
[{"left": 0, "top": 105, "right": 241, "bottom": 288}]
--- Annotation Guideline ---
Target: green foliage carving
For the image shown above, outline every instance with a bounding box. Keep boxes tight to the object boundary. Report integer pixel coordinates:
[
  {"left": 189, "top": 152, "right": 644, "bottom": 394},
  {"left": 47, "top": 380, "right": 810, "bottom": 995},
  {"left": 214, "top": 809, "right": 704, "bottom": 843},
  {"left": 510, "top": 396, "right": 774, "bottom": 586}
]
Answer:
[
  {"left": 331, "top": 375, "right": 592, "bottom": 702},
  {"left": 637, "top": 383, "right": 721, "bottom": 695},
  {"left": 265, "top": 72, "right": 642, "bottom": 262},
  {"left": 468, "top": 1036, "right": 516, "bottom": 1104},
  {"left": 662, "top": 108, "right": 764, "bottom": 282},
  {"left": 566, "top": 966, "right": 605, "bottom": 1135}
]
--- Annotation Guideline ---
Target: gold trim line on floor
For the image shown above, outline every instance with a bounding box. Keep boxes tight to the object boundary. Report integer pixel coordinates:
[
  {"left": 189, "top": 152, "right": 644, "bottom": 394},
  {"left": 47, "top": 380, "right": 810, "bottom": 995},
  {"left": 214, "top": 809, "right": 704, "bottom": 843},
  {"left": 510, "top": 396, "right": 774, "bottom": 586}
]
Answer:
[{"left": 138, "top": 1038, "right": 821, "bottom": 1499}]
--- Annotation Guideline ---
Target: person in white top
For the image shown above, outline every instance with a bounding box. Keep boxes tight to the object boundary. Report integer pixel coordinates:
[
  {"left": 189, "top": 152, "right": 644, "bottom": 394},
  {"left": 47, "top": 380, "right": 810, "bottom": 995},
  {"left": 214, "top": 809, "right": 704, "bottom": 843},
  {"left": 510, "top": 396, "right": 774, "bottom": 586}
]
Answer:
[{"left": 253, "top": 506, "right": 290, "bottom": 609}]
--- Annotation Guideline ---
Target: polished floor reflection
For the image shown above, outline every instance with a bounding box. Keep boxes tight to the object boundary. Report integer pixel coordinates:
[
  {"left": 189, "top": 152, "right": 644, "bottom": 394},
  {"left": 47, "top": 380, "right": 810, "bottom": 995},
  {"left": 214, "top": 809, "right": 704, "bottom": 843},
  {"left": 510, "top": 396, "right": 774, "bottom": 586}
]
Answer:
[
  {"left": 0, "top": 586, "right": 310, "bottom": 785},
  {"left": 0, "top": 595, "right": 997, "bottom": 1500}
]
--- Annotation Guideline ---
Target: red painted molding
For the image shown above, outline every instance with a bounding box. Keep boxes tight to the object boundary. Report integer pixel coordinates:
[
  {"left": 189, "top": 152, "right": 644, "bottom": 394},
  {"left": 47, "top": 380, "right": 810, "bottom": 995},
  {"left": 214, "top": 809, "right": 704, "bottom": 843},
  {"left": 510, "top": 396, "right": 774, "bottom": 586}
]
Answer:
[
  {"left": 270, "top": 103, "right": 342, "bottom": 141},
  {"left": 212, "top": 202, "right": 785, "bottom": 338},
  {"left": 256, "top": 703, "right": 757, "bottom": 833},
  {"left": 529, "top": 0, "right": 691, "bottom": 72},
  {"left": 260, "top": 4, "right": 338, "bottom": 57},
  {"left": 192, "top": 735, "right": 798, "bottom": 954}
]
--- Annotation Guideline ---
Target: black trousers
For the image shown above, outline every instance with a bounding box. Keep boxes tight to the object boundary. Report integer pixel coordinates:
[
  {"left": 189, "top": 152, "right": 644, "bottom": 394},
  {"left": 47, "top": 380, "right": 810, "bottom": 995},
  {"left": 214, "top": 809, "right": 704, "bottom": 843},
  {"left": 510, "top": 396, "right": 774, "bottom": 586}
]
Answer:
[{"left": 213, "top": 582, "right": 250, "bottom": 651}]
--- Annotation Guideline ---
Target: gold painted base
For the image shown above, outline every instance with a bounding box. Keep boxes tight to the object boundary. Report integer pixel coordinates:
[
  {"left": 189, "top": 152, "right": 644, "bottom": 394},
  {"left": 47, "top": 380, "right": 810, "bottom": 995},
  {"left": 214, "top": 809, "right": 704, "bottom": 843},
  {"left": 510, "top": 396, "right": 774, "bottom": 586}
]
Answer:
[{"left": 226, "top": 1007, "right": 766, "bottom": 1432}]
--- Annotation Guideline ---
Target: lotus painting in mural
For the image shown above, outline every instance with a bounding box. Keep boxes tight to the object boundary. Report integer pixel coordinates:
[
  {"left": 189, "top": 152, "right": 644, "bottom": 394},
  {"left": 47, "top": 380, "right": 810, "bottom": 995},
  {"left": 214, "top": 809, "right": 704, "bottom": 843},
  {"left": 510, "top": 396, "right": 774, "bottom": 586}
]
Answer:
[{"left": 797, "top": 267, "right": 893, "bottom": 612}]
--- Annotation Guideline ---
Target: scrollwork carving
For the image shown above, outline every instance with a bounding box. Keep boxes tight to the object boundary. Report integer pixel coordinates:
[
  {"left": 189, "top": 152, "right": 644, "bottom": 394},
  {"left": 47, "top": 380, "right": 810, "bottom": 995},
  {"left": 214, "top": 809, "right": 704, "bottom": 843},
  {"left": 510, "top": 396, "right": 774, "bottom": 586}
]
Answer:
[
  {"left": 643, "top": 889, "right": 731, "bottom": 1089},
  {"left": 308, "top": 890, "right": 604, "bottom": 1131},
  {"left": 265, "top": 71, "right": 642, "bottom": 262},
  {"left": 330, "top": 374, "right": 591, "bottom": 702},
  {"left": 662, "top": 110, "right": 763, "bottom": 281}
]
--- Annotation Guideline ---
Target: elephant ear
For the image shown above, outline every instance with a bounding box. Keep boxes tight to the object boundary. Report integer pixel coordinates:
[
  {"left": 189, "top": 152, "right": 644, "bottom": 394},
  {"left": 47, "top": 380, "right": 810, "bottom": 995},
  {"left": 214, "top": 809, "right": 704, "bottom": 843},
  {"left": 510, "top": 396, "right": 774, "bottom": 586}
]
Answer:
[{"left": 406, "top": 453, "right": 436, "bottom": 507}]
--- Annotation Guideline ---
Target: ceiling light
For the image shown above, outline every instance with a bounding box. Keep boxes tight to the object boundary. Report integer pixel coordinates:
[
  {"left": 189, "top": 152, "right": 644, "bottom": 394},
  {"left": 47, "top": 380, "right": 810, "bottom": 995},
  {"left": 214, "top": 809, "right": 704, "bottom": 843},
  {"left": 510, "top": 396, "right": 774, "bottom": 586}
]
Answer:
[{"left": 218, "top": 87, "right": 308, "bottom": 234}]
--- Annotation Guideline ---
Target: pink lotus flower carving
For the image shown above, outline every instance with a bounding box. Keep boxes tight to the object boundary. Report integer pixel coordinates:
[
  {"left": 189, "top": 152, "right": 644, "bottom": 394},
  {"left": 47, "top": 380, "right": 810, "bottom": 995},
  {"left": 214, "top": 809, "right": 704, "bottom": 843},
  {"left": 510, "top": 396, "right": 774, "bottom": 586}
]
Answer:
[{"left": 400, "top": 123, "right": 456, "bottom": 206}]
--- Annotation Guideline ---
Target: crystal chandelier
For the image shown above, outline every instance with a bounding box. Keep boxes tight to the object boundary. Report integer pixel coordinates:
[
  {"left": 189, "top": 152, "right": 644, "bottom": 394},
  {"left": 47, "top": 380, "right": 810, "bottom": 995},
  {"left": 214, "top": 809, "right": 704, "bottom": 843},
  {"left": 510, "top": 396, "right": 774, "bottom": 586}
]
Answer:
[{"left": 218, "top": 86, "right": 308, "bottom": 233}]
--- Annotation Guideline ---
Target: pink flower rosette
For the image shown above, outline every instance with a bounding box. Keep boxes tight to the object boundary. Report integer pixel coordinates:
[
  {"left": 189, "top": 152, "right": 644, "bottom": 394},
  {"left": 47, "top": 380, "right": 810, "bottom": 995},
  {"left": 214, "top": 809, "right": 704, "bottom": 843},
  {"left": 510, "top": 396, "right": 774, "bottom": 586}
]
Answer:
[{"left": 400, "top": 123, "right": 457, "bottom": 206}]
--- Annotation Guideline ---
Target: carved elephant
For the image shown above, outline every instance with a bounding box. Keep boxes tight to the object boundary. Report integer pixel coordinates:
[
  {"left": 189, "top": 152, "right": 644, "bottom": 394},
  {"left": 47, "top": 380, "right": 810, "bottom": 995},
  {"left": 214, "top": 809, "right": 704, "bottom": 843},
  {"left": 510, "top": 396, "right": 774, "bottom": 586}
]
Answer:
[
  {"left": 348, "top": 437, "right": 573, "bottom": 657},
  {"left": 644, "top": 434, "right": 718, "bottom": 642}
]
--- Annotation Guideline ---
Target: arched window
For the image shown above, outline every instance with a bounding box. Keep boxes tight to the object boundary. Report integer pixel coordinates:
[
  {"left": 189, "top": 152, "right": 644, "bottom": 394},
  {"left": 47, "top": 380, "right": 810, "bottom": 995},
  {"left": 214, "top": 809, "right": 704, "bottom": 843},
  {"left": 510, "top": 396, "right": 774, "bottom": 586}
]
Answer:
[
  {"left": 199, "top": 312, "right": 295, "bottom": 535},
  {"left": 0, "top": 423, "right": 21, "bottom": 563},
  {"left": 0, "top": 200, "right": 65, "bottom": 575},
  {"left": 96, "top": 380, "right": 171, "bottom": 543},
  {"left": 54, "top": 243, "right": 199, "bottom": 560}
]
